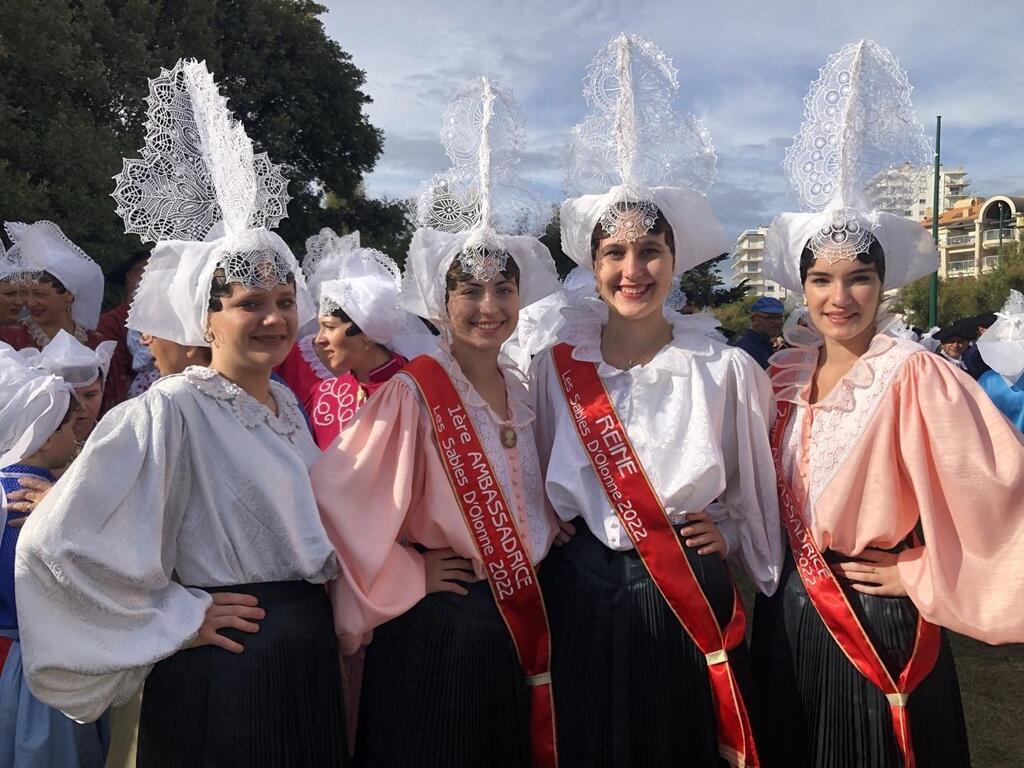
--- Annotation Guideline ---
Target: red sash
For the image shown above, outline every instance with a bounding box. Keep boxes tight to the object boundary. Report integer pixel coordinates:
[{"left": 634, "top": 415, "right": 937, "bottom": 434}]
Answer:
[
  {"left": 0, "top": 636, "right": 12, "bottom": 670},
  {"left": 551, "top": 344, "right": 759, "bottom": 768},
  {"left": 770, "top": 400, "right": 941, "bottom": 768},
  {"left": 404, "top": 356, "right": 558, "bottom": 768}
]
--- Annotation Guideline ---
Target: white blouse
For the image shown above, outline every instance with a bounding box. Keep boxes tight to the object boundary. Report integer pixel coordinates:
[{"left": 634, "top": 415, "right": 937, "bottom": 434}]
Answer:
[
  {"left": 14, "top": 367, "right": 337, "bottom": 722},
  {"left": 531, "top": 298, "right": 782, "bottom": 594}
]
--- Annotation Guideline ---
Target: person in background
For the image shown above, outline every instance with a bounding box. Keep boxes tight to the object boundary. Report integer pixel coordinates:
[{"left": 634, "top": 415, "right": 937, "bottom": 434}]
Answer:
[
  {"left": 731, "top": 296, "right": 786, "bottom": 369},
  {"left": 933, "top": 317, "right": 975, "bottom": 369},
  {"left": 0, "top": 345, "right": 109, "bottom": 767},
  {"left": 96, "top": 252, "right": 153, "bottom": 407},
  {"left": 976, "top": 292, "right": 1024, "bottom": 431},
  {"left": 0, "top": 242, "right": 28, "bottom": 326},
  {"left": 960, "top": 311, "right": 996, "bottom": 381}
]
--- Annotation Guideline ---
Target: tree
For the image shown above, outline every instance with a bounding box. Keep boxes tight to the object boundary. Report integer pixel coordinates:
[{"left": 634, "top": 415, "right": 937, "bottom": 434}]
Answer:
[
  {"left": 678, "top": 254, "right": 750, "bottom": 308},
  {"left": 894, "top": 238, "right": 1024, "bottom": 328},
  {"left": 0, "top": 0, "right": 404, "bottom": 293}
]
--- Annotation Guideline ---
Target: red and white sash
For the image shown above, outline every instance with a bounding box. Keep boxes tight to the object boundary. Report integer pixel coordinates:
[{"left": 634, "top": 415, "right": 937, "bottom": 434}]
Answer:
[
  {"left": 404, "top": 356, "right": 558, "bottom": 768},
  {"left": 551, "top": 343, "right": 759, "bottom": 768},
  {"left": 770, "top": 399, "right": 941, "bottom": 768}
]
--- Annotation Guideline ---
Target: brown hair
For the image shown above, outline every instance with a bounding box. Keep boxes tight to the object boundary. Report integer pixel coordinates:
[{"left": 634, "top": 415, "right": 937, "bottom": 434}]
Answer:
[
  {"left": 798, "top": 234, "right": 886, "bottom": 284},
  {"left": 34, "top": 271, "right": 68, "bottom": 293},
  {"left": 444, "top": 253, "right": 521, "bottom": 299},
  {"left": 207, "top": 262, "right": 297, "bottom": 313},
  {"left": 589, "top": 204, "right": 676, "bottom": 262}
]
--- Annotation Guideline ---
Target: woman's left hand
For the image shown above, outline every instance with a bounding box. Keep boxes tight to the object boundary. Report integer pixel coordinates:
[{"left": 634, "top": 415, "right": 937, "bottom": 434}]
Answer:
[
  {"left": 679, "top": 510, "right": 727, "bottom": 558},
  {"left": 832, "top": 548, "right": 908, "bottom": 596}
]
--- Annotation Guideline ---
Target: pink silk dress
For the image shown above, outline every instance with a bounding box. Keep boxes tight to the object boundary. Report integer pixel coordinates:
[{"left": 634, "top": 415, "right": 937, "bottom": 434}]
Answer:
[{"left": 772, "top": 331, "right": 1024, "bottom": 643}]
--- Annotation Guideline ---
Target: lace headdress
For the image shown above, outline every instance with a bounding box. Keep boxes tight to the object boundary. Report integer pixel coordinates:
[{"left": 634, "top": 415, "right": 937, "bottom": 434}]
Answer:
[
  {"left": 19, "top": 330, "right": 117, "bottom": 388},
  {"left": 977, "top": 290, "right": 1024, "bottom": 385},
  {"left": 0, "top": 343, "right": 73, "bottom": 468},
  {"left": 303, "top": 228, "right": 361, "bottom": 303},
  {"left": 560, "top": 34, "right": 729, "bottom": 278},
  {"left": 112, "top": 59, "right": 312, "bottom": 346},
  {"left": 401, "top": 76, "right": 559, "bottom": 323},
  {"left": 763, "top": 41, "right": 939, "bottom": 293},
  {"left": 0, "top": 236, "right": 26, "bottom": 286},
  {"left": 3, "top": 221, "right": 105, "bottom": 328}
]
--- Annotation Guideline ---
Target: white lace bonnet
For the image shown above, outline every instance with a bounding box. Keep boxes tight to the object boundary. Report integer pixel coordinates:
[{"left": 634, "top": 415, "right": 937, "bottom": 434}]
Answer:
[
  {"left": 3, "top": 221, "right": 105, "bottom": 329},
  {"left": 560, "top": 34, "right": 729, "bottom": 280},
  {"left": 0, "top": 343, "right": 73, "bottom": 467},
  {"left": 112, "top": 59, "right": 312, "bottom": 347},
  {"left": 977, "top": 290, "right": 1024, "bottom": 385},
  {"left": 19, "top": 330, "right": 117, "bottom": 388},
  {"left": 762, "top": 40, "right": 938, "bottom": 294},
  {"left": 0, "top": 237, "right": 26, "bottom": 285},
  {"left": 401, "top": 77, "right": 560, "bottom": 324},
  {"left": 303, "top": 228, "right": 361, "bottom": 305}
]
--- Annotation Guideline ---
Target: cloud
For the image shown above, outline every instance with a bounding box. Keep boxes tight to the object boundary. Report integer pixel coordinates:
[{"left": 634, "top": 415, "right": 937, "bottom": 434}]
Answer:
[{"left": 321, "top": 0, "right": 1023, "bottom": 244}]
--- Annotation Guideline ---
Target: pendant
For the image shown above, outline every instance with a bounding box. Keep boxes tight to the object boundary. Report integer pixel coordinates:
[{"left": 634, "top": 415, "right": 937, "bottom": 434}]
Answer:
[{"left": 500, "top": 425, "right": 518, "bottom": 449}]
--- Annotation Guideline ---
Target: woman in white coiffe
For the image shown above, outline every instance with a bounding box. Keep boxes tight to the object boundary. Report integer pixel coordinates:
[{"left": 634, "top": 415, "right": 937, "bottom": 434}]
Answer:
[
  {"left": 530, "top": 35, "right": 781, "bottom": 767},
  {"left": 14, "top": 60, "right": 348, "bottom": 767}
]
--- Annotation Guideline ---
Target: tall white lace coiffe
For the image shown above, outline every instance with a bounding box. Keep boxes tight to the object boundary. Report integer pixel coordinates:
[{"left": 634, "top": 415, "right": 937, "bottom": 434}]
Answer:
[
  {"left": 112, "top": 59, "right": 312, "bottom": 346},
  {"left": 763, "top": 40, "right": 938, "bottom": 294},
  {"left": 3, "top": 220, "right": 105, "bottom": 329},
  {"left": 401, "top": 76, "right": 559, "bottom": 325},
  {"left": 560, "top": 34, "right": 729, "bottom": 288}
]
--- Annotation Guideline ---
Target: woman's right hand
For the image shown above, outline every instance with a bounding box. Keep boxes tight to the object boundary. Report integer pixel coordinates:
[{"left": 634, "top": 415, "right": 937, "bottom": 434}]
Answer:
[
  {"left": 188, "top": 592, "right": 265, "bottom": 654},
  {"left": 423, "top": 548, "right": 478, "bottom": 596}
]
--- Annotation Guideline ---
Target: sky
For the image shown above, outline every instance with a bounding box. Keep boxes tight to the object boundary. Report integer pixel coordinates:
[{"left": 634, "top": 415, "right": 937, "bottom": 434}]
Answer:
[{"left": 321, "top": 0, "right": 1024, "bottom": 246}]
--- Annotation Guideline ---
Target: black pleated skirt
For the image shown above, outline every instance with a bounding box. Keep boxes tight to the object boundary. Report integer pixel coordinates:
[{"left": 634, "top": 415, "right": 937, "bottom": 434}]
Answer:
[
  {"left": 541, "top": 520, "right": 754, "bottom": 768},
  {"left": 355, "top": 577, "right": 531, "bottom": 767},
  {"left": 138, "top": 580, "right": 348, "bottom": 767},
  {"left": 751, "top": 552, "right": 971, "bottom": 768}
]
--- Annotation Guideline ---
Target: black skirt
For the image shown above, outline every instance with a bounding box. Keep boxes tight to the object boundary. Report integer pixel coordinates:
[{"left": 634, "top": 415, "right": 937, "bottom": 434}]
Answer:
[
  {"left": 355, "top": 576, "right": 532, "bottom": 768},
  {"left": 138, "top": 580, "right": 348, "bottom": 768},
  {"left": 751, "top": 552, "right": 971, "bottom": 768},
  {"left": 541, "top": 520, "right": 754, "bottom": 768}
]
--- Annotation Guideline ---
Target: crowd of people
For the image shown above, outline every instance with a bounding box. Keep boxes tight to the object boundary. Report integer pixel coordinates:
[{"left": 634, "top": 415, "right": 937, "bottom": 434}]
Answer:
[{"left": 1, "top": 35, "right": 1023, "bottom": 768}]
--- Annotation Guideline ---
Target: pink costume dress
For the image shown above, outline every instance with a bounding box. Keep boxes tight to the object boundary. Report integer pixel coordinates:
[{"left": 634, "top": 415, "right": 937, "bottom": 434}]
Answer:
[
  {"left": 311, "top": 345, "right": 557, "bottom": 767},
  {"left": 752, "top": 330, "right": 1024, "bottom": 768},
  {"left": 275, "top": 333, "right": 405, "bottom": 448}
]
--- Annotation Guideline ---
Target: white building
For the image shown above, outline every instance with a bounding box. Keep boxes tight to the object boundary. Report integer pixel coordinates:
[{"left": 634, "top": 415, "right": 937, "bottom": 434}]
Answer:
[
  {"left": 730, "top": 226, "right": 792, "bottom": 300},
  {"left": 866, "top": 163, "right": 970, "bottom": 220}
]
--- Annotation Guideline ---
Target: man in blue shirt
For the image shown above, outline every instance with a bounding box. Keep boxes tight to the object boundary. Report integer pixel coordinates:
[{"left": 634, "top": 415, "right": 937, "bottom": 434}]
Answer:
[{"left": 731, "top": 297, "right": 785, "bottom": 369}]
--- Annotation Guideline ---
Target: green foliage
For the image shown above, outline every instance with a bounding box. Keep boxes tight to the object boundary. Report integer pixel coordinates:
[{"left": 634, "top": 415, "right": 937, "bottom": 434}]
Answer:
[
  {"left": 894, "top": 238, "right": 1024, "bottom": 327},
  {"left": 678, "top": 254, "right": 750, "bottom": 308},
  {"left": 0, "top": 0, "right": 406, "bottom": 295},
  {"left": 711, "top": 294, "right": 759, "bottom": 335}
]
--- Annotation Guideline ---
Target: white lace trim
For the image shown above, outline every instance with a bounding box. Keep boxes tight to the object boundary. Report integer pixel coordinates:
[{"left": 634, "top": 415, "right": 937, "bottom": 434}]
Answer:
[
  {"left": 774, "top": 334, "right": 923, "bottom": 510},
  {"left": 183, "top": 366, "right": 307, "bottom": 440},
  {"left": 298, "top": 334, "right": 333, "bottom": 380},
  {"left": 556, "top": 296, "right": 721, "bottom": 384},
  {"left": 21, "top": 317, "right": 88, "bottom": 349}
]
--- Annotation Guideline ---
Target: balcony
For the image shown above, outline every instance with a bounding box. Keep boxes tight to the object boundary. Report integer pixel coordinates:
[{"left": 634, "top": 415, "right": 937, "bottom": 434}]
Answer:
[
  {"left": 945, "top": 233, "right": 975, "bottom": 247},
  {"left": 984, "top": 255, "right": 1000, "bottom": 269},
  {"left": 982, "top": 228, "right": 1016, "bottom": 243},
  {"left": 947, "top": 259, "right": 976, "bottom": 276}
]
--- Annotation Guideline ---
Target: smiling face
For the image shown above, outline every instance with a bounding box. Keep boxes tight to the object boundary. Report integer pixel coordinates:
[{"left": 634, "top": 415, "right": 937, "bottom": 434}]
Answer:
[
  {"left": 206, "top": 280, "right": 299, "bottom": 374},
  {"left": 940, "top": 337, "right": 968, "bottom": 360},
  {"left": 592, "top": 230, "right": 675, "bottom": 321},
  {"left": 445, "top": 263, "right": 520, "bottom": 353},
  {"left": 315, "top": 314, "right": 385, "bottom": 375},
  {"left": 0, "top": 279, "right": 26, "bottom": 324},
  {"left": 27, "top": 275, "right": 74, "bottom": 326},
  {"left": 802, "top": 255, "right": 883, "bottom": 346}
]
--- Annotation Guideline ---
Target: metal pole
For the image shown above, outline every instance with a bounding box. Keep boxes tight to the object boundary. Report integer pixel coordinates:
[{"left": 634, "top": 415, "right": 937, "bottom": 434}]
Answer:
[
  {"left": 999, "top": 205, "right": 1005, "bottom": 250},
  {"left": 929, "top": 116, "right": 941, "bottom": 327}
]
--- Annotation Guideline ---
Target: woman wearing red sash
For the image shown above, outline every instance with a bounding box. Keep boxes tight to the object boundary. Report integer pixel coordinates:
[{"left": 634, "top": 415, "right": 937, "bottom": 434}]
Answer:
[
  {"left": 530, "top": 36, "right": 782, "bottom": 768},
  {"left": 311, "top": 78, "right": 563, "bottom": 767},
  {"left": 752, "top": 41, "right": 1024, "bottom": 768}
]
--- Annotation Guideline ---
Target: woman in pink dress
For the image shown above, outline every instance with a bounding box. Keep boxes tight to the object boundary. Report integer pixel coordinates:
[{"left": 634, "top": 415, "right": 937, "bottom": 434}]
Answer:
[{"left": 752, "top": 40, "right": 1024, "bottom": 768}]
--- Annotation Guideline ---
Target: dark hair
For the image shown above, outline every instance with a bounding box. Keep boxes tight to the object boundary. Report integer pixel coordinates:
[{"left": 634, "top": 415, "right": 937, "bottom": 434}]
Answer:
[
  {"left": 35, "top": 271, "right": 68, "bottom": 293},
  {"left": 207, "top": 263, "right": 297, "bottom": 313},
  {"left": 325, "top": 306, "right": 364, "bottom": 337},
  {"left": 589, "top": 203, "right": 676, "bottom": 262},
  {"left": 798, "top": 234, "right": 886, "bottom": 284},
  {"left": 444, "top": 253, "right": 521, "bottom": 299},
  {"left": 58, "top": 401, "right": 76, "bottom": 427}
]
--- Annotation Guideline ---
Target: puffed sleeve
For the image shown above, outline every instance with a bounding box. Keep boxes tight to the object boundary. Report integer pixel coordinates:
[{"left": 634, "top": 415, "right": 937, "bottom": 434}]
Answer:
[
  {"left": 311, "top": 378, "right": 429, "bottom": 655},
  {"left": 895, "top": 354, "right": 1024, "bottom": 644},
  {"left": 705, "top": 350, "right": 783, "bottom": 595},
  {"left": 14, "top": 389, "right": 212, "bottom": 722}
]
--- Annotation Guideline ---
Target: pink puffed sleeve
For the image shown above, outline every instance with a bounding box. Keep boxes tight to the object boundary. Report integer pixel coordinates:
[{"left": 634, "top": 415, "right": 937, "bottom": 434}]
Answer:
[
  {"left": 894, "top": 353, "right": 1024, "bottom": 644},
  {"left": 311, "top": 378, "right": 431, "bottom": 654}
]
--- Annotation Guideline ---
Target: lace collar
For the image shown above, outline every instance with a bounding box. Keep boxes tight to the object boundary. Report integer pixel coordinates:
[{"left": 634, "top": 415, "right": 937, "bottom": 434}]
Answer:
[
  {"left": 556, "top": 296, "right": 722, "bottom": 384},
  {"left": 21, "top": 317, "right": 88, "bottom": 349},
  {"left": 426, "top": 343, "right": 534, "bottom": 429},
  {"left": 770, "top": 330, "right": 910, "bottom": 413},
  {"left": 298, "top": 334, "right": 334, "bottom": 380},
  {"left": 183, "top": 366, "right": 308, "bottom": 439}
]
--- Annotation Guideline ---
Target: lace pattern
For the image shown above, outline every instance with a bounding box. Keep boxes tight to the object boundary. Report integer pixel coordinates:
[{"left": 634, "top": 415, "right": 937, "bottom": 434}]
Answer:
[
  {"left": 311, "top": 376, "right": 362, "bottom": 429},
  {"left": 298, "top": 334, "right": 334, "bottom": 381},
  {"left": 774, "top": 335, "right": 923, "bottom": 510},
  {"left": 183, "top": 366, "right": 307, "bottom": 441},
  {"left": 21, "top": 317, "right": 88, "bottom": 349},
  {"left": 112, "top": 59, "right": 289, "bottom": 244},
  {"left": 303, "top": 229, "right": 360, "bottom": 283}
]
